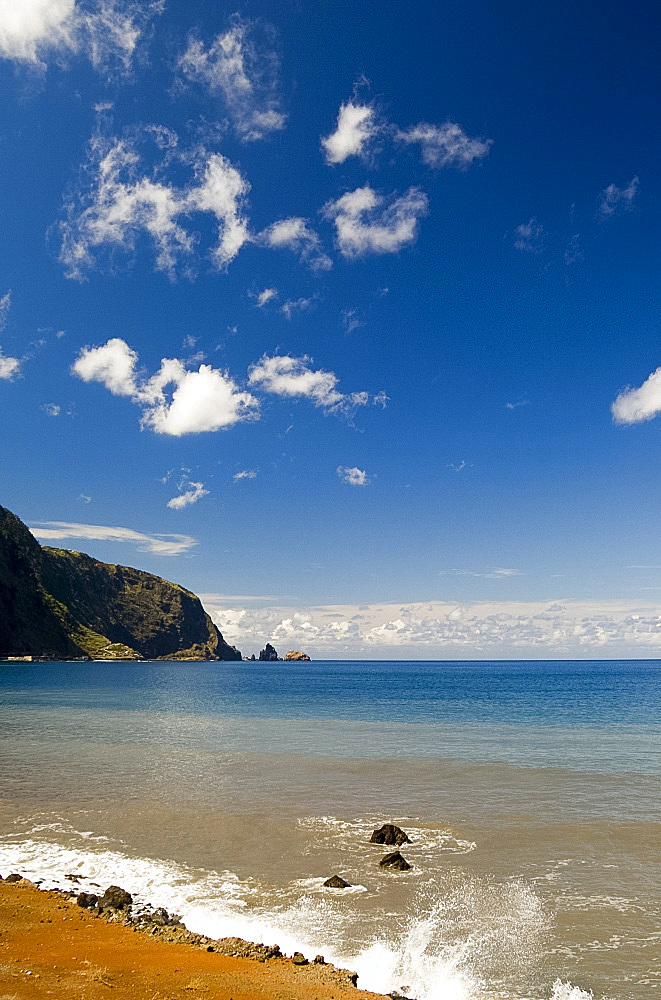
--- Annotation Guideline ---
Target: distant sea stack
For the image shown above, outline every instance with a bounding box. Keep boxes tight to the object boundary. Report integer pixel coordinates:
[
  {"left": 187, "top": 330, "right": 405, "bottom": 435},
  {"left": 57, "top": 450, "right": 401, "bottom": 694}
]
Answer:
[
  {"left": 258, "top": 643, "right": 280, "bottom": 661},
  {"left": 0, "top": 504, "right": 241, "bottom": 661},
  {"left": 284, "top": 650, "right": 311, "bottom": 661}
]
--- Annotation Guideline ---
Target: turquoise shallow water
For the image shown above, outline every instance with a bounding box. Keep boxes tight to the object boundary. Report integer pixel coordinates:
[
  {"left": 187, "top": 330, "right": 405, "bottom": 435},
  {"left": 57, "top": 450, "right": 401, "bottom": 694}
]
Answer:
[{"left": 0, "top": 660, "right": 659, "bottom": 1000}]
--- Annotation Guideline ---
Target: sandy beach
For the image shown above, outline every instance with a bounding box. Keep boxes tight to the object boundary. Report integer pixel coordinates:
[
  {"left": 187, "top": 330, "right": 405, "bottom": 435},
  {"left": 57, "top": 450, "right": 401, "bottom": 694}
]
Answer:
[{"left": 0, "top": 879, "right": 388, "bottom": 1000}]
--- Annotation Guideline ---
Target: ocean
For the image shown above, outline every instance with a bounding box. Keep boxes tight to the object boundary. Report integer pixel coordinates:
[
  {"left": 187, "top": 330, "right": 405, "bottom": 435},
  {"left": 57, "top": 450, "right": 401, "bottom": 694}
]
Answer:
[{"left": 0, "top": 659, "right": 659, "bottom": 1000}]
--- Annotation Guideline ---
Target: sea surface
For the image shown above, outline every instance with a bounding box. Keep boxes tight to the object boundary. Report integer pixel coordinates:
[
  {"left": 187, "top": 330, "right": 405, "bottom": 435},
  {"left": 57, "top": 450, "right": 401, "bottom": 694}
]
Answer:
[{"left": 0, "top": 659, "right": 659, "bottom": 1000}]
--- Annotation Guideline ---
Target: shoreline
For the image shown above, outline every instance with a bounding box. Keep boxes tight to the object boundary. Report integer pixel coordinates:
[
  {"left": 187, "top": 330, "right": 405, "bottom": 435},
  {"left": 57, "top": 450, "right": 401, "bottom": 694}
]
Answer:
[{"left": 0, "top": 877, "right": 389, "bottom": 1000}]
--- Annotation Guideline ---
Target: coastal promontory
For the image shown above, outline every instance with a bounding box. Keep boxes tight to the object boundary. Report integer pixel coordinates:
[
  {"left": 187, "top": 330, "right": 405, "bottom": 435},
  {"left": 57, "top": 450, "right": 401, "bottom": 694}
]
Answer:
[{"left": 0, "top": 504, "right": 241, "bottom": 661}]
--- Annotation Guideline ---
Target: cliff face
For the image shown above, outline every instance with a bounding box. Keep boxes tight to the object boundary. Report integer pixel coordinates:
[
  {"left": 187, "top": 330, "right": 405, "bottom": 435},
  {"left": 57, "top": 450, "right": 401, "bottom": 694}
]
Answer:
[{"left": 0, "top": 505, "right": 241, "bottom": 661}]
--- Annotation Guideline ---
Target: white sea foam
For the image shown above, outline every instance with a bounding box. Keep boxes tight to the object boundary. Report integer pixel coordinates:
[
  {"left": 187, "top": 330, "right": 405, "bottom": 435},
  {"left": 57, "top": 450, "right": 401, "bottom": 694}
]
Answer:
[{"left": 0, "top": 826, "right": 613, "bottom": 1000}]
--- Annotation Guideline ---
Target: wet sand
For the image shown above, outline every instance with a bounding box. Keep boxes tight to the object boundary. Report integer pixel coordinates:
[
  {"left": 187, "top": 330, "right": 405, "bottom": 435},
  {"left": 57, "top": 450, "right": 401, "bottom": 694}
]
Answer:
[{"left": 0, "top": 880, "right": 387, "bottom": 1000}]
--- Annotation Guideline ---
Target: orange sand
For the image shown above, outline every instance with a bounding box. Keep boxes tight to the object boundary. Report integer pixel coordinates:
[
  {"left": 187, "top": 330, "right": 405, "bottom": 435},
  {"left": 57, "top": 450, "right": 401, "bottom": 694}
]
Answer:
[{"left": 0, "top": 880, "right": 388, "bottom": 1000}]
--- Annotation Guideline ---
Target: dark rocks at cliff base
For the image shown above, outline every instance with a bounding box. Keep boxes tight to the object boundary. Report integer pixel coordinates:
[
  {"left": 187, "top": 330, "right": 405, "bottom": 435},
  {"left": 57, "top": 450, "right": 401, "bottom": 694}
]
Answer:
[
  {"left": 258, "top": 643, "right": 280, "bottom": 661},
  {"left": 292, "top": 952, "right": 308, "bottom": 965},
  {"left": 379, "top": 851, "right": 412, "bottom": 871},
  {"left": 323, "top": 874, "right": 351, "bottom": 888},
  {"left": 77, "top": 892, "right": 99, "bottom": 909},
  {"left": 370, "top": 823, "right": 411, "bottom": 846},
  {"left": 100, "top": 885, "right": 133, "bottom": 910},
  {"left": 5, "top": 873, "right": 24, "bottom": 883}
]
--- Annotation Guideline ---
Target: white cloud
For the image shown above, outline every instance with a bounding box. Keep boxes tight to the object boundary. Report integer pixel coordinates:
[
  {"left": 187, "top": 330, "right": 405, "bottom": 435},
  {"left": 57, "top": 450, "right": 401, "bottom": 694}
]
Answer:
[
  {"left": 178, "top": 16, "right": 286, "bottom": 141},
  {"left": 59, "top": 137, "right": 251, "bottom": 279},
  {"left": 439, "top": 567, "right": 521, "bottom": 579},
  {"left": 342, "top": 308, "right": 363, "bottom": 334},
  {"left": 253, "top": 287, "right": 277, "bottom": 307},
  {"left": 0, "top": 350, "right": 20, "bottom": 380},
  {"left": 611, "top": 366, "right": 661, "bottom": 425},
  {"left": 72, "top": 336, "right": 139, "bottom": 395},
  {"left": 233, "top": 469, "right": 257, "bottom": 481},
  {"left": 0, "top": 0, "right": 160, "bottom": 74},
  {"left": 203, "top": 597, "right": 661, "bottom": 658},
  {"left": 397, "top": 121, "right": 492, "bottom": 169},
  {"left": 323, "top": 185, "right": 428, "bottom": 258},
  {"left": 0, "top": 290, "right": 11, "bottom": 331},
  {"left": 73, "top": 338, "right": 260, "bottom": 436},
  {"left": 321, "top": 102, "right": 377, "bottom": 164},
  {"left": 248, "top": 354, "right": 372, "bottom": 417},
  {"left": 42, "top": 403, "right": 61, "bottom": 417},
  {"left": 30, "top": 520, "right": 196, "bottom": 556},
  {"left": 259, "top": 217, "right": 331, "bottom": 271},
  {"left": 337, "top": 465, "right": 369, "bottom": 486},
  {"left": 513, "top": 218, "right": 545, "bottom": 253},
  {"left": 167, "top": 478, "right": 209, "bottom": 510},
  {"left": 281, "top": 295, "right": 316, "bottom": 320},
  {"left": 598, "top": 176, "right": 639, "bottom": 220}
]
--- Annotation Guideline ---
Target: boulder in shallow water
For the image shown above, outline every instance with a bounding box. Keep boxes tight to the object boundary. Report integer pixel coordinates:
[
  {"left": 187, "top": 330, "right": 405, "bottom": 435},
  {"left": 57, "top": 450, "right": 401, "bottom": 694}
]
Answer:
[
  {"left": 100, "top": 885, "right": 133, "bottom": 910},
  {"left": 370, "top": 823, "right": 411, "bottom": 846},
  {"left": 292, "top": 951, "right": 308, "bottom": 965},
  {"left": 379, "top": 851, "right": 412, "bottom": 871},
  {"left": 323, "top": 874, "right": 351, "bottom": 888}
]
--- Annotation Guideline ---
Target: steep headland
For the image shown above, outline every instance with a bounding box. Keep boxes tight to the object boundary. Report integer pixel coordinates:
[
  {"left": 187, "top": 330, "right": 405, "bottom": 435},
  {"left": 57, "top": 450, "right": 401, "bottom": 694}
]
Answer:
[{"left": 0, "top": 504, "right": 241, "bottom": 661}]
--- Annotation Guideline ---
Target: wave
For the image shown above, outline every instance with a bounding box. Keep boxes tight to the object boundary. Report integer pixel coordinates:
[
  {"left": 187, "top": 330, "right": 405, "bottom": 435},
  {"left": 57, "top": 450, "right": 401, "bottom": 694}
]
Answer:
[{"left": 0, "top": 819, "right": 612, "bottom": 1000}]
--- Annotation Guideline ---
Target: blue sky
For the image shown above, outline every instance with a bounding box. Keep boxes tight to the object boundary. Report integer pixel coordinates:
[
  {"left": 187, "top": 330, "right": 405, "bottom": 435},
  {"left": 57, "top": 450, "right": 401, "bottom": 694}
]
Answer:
[{"left": 2, "top": 0, "right": 661, "bottom": 657}]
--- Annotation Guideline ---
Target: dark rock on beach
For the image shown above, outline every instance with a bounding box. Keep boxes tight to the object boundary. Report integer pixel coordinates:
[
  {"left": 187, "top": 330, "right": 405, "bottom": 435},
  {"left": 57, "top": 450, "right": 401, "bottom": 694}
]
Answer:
[
  {"left": 5, "top": 873, "right": 24, "bottom": 883},
  {"left": 379, "top": 851, "right": 412, "bottom": 871},
  {"left": 292, "top": 951, "right": 308, "bottom": 965},
  {"left": 323, "top": 874, "right": 351, "bottom": 888},
  {"left": 100, "top": 885, "right": 133, "bottom": 910},
  {"left": 370, "top": 823, "right": 411, "bottom": 846},
  {"left": 76, "top": 892, "right": 99, "bottom": 909}
]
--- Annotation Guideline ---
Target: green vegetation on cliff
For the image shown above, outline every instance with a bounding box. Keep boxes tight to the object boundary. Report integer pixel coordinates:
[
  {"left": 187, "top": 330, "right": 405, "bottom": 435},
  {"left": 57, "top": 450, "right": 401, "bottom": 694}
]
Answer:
[{"left": 0, "top": 505, "right": 241, "bottom": 661}]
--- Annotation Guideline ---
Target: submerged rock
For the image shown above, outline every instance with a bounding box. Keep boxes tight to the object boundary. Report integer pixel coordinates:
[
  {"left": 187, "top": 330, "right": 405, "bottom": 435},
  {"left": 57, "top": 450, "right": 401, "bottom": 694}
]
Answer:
[
  {"left": 370, "top": 823, "right": 411, "bottom": 846},
  {"left": 379, "top": 851, "right": 412, "bottom": 871},
  {"left": 323, "top": 874, "right": 351, "bottom": 888}
]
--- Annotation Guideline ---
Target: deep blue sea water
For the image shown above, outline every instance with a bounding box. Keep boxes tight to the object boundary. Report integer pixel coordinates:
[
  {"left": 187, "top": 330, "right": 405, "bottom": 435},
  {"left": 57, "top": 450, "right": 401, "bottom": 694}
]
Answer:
[{"left": 1, "top": 659, "right": 659, "bottom": 1000}]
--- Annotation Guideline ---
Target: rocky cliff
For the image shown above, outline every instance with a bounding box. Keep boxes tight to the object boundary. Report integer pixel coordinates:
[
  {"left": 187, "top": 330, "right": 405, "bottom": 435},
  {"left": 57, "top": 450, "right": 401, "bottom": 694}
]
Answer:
[{"left": 0, "top": 504, "right": 241, "bottom": 661}]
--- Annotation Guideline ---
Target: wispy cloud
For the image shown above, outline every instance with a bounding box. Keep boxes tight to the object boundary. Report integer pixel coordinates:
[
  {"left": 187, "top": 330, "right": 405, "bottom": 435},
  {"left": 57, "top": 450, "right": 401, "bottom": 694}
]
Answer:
[
  {"left": 323, "top": 185, "right": 428, "bottom": 258},
  {"left": 396, "top": 121, "right": 492, "bottom": 169},
  {"left": 0, "top": 290, "right": 10, "bottom": 331},
  {"left": 513, "top": 218, "right": 545, "bottom": 253},
  {"left": 178, "top": 15, "right": 286, "bottom": 141},
  {"left": 233, "top": 469, "right": 257, "bottom": 481},
  {"left": 337, "top": 465, "right": 369, "bottom": 486},
  {"left": 258, "top": 217, "right": 331, "bottom": 271},
  {"left": 41, "top": 403, "right": 61, "bottom": 417},
  {"left": 281, "top": 294, "right": 316, "bottom": 320},
  {"left": 0, "top": 289, "right": 20, "bottom": 379},
  {"left": 505, "top": 398, "right": 529, "bottom": 410},
  {"left": 30, "top": 520, "right": 196, "bottom": 556},
  {"left": 611, "top": 366, "right": 661, "bottom": 425},
  {"left": 0, "top": 0, "right": 162, "bottom": 76},
  {"left": 248, "top": 354, "right": 375, "bottom": 417},
  {"left": 321, "top": 101, "right": 377, "bottom": 164},
  {"left": 598, "top": 176, "right": 639, "bottom": 220},
  {"left": 252, "top": 287, "right": 277, "bottom": 307},
  {"left": 59, "top": 134, "right": 251, "bottom": 279},
  {"left": 167, "top": 476, "right": 209, "bottom": 509},
  {"left": 73, "top": 337, "right": 259, "bottom": 435},
  {"left": 439, "top": 567, "right": 521, "bottom": 579},
  {"left": 342, "top": 308, "right": 363, "bottom": 334}
]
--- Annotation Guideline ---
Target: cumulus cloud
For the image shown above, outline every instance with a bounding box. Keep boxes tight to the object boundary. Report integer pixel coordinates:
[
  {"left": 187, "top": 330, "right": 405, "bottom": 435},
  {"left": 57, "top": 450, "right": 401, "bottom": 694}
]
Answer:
[
  {"left": 611, "top": 366, "right": 661, "bottom": 425},
  {"left": 73, "top": 338, "right": 259, "bottom": 435},
  {"left": 203, "top": 597, "right": 661, "bottom": 658},
  {"left": 248, "top": 354, "right": 373, "bottom": 417},
  {"left": 30, "top": 520, "right": 196, "bottom": 556},
  {"left": 0, "top": 0, "right": 160, "bottom": 75},
  {"left": 59, "top": 136, "right": 251, "bottom": 279},
  {"left": 323, "top": 185, "right": 428, "bottom": 258},
  {"left": 258, "top": 217, "right": 331, "bottom": 271},
  {"left": 321, "top": 101, "right": 377, "bottom": 164},
  {"left": 396, "top": 121, "right": 492, "bottom": 169},
  {"left": 513, "top": 218, "right": 545, "bottom": 253},
  {"left": 0, "top": 349, "right": 21, "bottom": 380},
  {"left": 337, "top": 465, "right": 369, "bottom": 486},
  {"left": 598, "top": 176, "right": 639, "bottom": 220},
  {"left": 167, "top": 478, "right": 209, "bottom": 509},
  {"left": 178, "top": 16, "right": 286, "bottom": 141}
]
